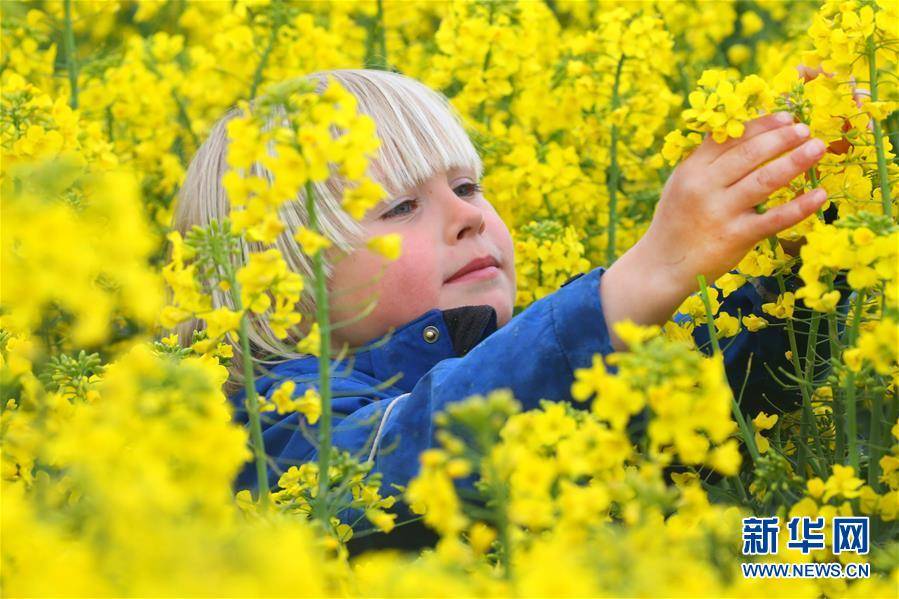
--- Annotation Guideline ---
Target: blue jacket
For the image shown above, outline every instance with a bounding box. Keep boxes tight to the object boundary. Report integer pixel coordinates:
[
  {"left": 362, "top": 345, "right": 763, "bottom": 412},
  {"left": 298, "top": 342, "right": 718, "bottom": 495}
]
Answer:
[{"left": 230, "top": 265, "right": 845, "bottom": 501}]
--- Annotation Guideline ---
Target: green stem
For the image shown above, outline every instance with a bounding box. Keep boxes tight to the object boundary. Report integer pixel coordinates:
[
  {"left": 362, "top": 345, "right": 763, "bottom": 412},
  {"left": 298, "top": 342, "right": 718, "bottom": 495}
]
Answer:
[
  {"left": 142, "top": 47, "right": 201, "bottom": 151},
  {"left": 238, "top": 311, "right": 270, "bottom": 506},
  {"left": 223, "top": 251, "right": 269, "bottom": 507},
  {"left": 867, "top": 36, "right": 893, "bottom": 216},
  {"left": 765, "top": 242, "right": 825, "bottom": 477},
  {"left": 697, "top": 275, "right": 721, "bottom": 356},
  {"left": 63, "top": 0, "right": 79, "bottom": 109},
  {"left": 730, "top": 474, "right": 750, "bottom": 504},
  {"left": 825, "top": 296, "right": 845, "bottom": 462},
  {"left": 473, "top": 1, "right": 496, "bottom": 125},
  {"left": 869, "top": 383, "right": 884, "bottom": 491},
  {"left": 802, "top": 309, "right": 823, "bottom": 455},
  {"left": 807, "top": 168, "right": 825, "bottom": 219},
  {"left": 306, "top": 181, "right": 335, "bottom": 525},
  {"left": 869, "top": 281, "right": 887, "bottom": 490},
  {"left": 605, "top": 56, "right": 625, "bottom": 265},
  {"left": 490, "top": 462, "right": 514, "bottom": 582},
  {"left": 698, "top": 275, "right": 760, "bottom": 463},
  {"left": 250, "top": 12, "right": 280, "bottom": 99},
  {"left": 374, "top": 0, "right": 387, "bottom": 70},
  {"left": 843, "top": 290, "right": 866, "bottom": 473}
]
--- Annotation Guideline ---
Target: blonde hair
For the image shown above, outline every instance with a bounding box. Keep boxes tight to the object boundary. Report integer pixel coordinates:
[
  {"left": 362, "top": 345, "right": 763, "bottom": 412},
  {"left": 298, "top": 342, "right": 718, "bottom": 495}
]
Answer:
[{"left": 169, "top": 69, "right": 484, "bottom": 396}]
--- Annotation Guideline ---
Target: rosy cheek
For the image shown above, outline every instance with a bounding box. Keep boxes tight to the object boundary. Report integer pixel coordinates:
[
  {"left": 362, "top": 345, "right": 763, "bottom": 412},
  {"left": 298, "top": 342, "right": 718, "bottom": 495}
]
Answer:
[{"left": 375, "top": 248, "right": 440, "bottom": 317}]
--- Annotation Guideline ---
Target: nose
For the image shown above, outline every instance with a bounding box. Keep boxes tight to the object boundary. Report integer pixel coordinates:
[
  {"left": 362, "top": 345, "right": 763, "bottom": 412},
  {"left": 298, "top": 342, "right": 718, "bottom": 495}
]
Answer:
[{"left": 441, "top": 184, "right": 486, "bottom": 243}]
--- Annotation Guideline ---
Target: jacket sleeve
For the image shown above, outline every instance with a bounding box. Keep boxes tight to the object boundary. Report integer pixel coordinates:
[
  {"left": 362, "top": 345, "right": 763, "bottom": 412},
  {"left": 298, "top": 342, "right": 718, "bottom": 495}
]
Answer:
[{"left": 688, "top": 269, "right": 852, "bottom": 419}]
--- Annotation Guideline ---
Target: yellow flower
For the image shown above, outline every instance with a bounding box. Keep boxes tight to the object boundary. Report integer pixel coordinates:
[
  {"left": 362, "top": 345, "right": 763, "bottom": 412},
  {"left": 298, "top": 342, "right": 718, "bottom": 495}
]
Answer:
[
  {"left": 880, "top": 455, "right": 899, "bottom": 489},
  {"left": 823, "top": 464, "right": 864, "bottom": 502},
  {"left": 365, "top": 508, "right": 396, "bottom": 533},
  {"left": 199, "top": 307, "right": 244, "bottom": 341},
  {"left": 740, "top": 11, "right": 764, "bottom": 36},
  {"left": 807, "top": 477, "right": 825, "bottom": 499},
  {"left": 270, "top": 381, "right": 297, "bottom": 414},
  {"left": 225, "top": 116, "right": 265, "bottom": 170},
  {"left": 708, "top": 439, "right": 741, "bottom": 476},
  {"left": 612, "top": 320, "right": 662, "bottom": 348},
  {"left": 661, "top": 130, "right": 701, "bottom": 165},
  {"left": 342, "top": 177, "right": 386, "bottom": 220},
  {"left": 236, "top": 249, "right": 290, "bottom": 314},
  {"left": 847, "top": 265, "right": 878, "bottom": 290},
  {"left": 858, "top": 485, "right": 880, "bottom": 515},
  {"left": 212, "top": 342, "right": 233, "bottom": 359},
  {"left": 294, "top": 227, "right": 332, "bottom": 256},
  {"left": 742, "top": 314, "right": 769, "bottom": 332},
  {"left": 294, "top": 387, "right": 322, "bottom": 425},
  {"left": 842, "top": 348, "right": 862, "bottom": 372},
  {"left": 762, "top": 292, "right": 795, "bottom": 319},
  {"left": 714, "top": 312, "right": 741, "bottom": 338},
  {"left": 367, "top": 234, "right": 403, "bottom": 260},
  {"left": 467, "top": 522, "right": 497, "bottom": 556},
  {"left": 269, "top": 297, "right": 302, "bottom": 340},
  {"left": 296, "top": 323, "right": 321, "bottom": 357},
  {"left": 727, "top": 44, "right": 750, "bottom": 66},
  {"left": 715, "top": 273, "right": 747, "bottom": 297},
  {"left": 753, "top": 412, "right": 778, "bottom": 431}
]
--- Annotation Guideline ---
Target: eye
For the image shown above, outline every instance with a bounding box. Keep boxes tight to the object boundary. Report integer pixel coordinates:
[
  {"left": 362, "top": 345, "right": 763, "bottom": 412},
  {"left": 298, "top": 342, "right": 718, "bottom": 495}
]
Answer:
[
  {"left": 380, "top": 199, "right": 419, "bottom": 220},
  {"left": 455, "top": 182, "right": 483, "bottom": 198}
]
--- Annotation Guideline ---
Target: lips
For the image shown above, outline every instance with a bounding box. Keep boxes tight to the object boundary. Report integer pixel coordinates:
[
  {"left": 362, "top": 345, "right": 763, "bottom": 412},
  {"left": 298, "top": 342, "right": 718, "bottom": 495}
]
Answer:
[{"left": 445, "top": 255, "right": 500, "bottom": 284}]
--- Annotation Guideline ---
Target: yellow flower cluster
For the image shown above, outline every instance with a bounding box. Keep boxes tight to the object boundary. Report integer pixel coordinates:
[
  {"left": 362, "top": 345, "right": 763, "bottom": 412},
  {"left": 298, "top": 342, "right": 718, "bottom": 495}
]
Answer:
[
  {"left": 395, "top": 388, "right": 897, "bottom": 596},
  {"left": 572, "top": 321, "right": 740, "bottom": 475},
  {"left": 513, "top": 220, "right": 591, "bottom": 306},
  {"left": 682, "top": 70, "right": 776, "bottom": 143},
  {"left": 3, "top": 0, "right": 897, "bottom": 594},
  {"left": 792, "top": 454, "right": 898, "bottom": 538},
  {"left": 796, "top": 215, "right": 898, "bottom": 312},
  {"left": 808, "top": 0, "right": 897, "bottom": 77},
  {"left": 266, "top": 449, "right": 398, "bottom": 541},
  {"left": 843, "top": 318, "right": 899, "bottom": 388},
  {"left": 259, "top": 379, "right": 322, "bottom": 424},
  {"left": 224, "top": 77, "right": 384, "bottom": 244},
  {"left": 1, "top": 343, "right": 344, "bottom": 596},
  {"left": 2, "top": 160, "right": 162, "bottom": 347}
]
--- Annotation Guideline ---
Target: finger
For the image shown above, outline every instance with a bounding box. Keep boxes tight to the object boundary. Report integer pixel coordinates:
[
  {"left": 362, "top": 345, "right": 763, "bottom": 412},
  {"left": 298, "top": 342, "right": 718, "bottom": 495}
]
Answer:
[
  {"left": 714, "top": 122, "right": 814, "bottom": 186},
  {"left": 692, "top": 111, "right": 796, "bottom": 163},
  {"left": 746, "top": 188, "right": 828, "bottom": 240},
  {"left": 727, "top": 136, "right": 826, "bottom": 209}
]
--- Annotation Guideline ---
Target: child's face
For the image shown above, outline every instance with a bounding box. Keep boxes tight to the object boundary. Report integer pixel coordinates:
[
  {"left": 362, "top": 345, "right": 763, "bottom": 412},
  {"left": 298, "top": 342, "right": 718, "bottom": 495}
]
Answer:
[{"left": 326, "top": 167, "right": 516, "bottom": 348}]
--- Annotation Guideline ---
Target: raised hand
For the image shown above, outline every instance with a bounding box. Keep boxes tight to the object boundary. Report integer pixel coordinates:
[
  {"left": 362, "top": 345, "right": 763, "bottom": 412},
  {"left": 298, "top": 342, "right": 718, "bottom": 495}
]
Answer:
[
  {"left": 646, "top": 112, "right": 827, "bottom": 287},
  {"left": 600, "top": 112, "right": 828, "bottom": 351}
]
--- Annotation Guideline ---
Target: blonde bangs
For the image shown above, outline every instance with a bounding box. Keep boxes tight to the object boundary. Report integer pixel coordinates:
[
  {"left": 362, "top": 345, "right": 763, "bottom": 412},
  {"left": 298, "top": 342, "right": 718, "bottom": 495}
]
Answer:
[{"left": 311, "top": 69, "right": 484, "bottom": 199}]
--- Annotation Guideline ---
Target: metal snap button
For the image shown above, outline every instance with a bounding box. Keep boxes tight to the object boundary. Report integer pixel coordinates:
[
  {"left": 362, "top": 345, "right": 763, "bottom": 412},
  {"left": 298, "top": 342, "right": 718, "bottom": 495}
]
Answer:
[{"left": 422, "top": 325, "right": 440, "bottom": 343}]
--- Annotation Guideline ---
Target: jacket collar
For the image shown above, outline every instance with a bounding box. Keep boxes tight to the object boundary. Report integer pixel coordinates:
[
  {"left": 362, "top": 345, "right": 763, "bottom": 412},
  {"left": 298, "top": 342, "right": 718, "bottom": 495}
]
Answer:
[
  {"left": 350, "top": 304, "right": 498, "bottom": 393},
  {"left": 253, "top": 305, "right": 499, "bottom": 397}
]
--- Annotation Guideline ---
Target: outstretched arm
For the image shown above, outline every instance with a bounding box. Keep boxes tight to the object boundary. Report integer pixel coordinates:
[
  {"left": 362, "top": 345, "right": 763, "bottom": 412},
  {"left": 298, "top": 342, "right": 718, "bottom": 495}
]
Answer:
[{"left": 600, "top": 112, "right": 829, "bottom": 351}]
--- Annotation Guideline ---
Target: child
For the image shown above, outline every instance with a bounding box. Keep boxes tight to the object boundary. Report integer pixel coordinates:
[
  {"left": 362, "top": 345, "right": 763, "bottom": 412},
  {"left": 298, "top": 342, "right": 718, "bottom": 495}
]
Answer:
[{"left": 174, "top": 68, "right": 837, "bottom": 545}]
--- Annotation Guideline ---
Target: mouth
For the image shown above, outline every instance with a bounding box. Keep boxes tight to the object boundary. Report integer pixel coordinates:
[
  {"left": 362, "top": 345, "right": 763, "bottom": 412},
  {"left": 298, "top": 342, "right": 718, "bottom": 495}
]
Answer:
[{"left": 445, "top": 255, "right": 501, "bottom": 285}]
